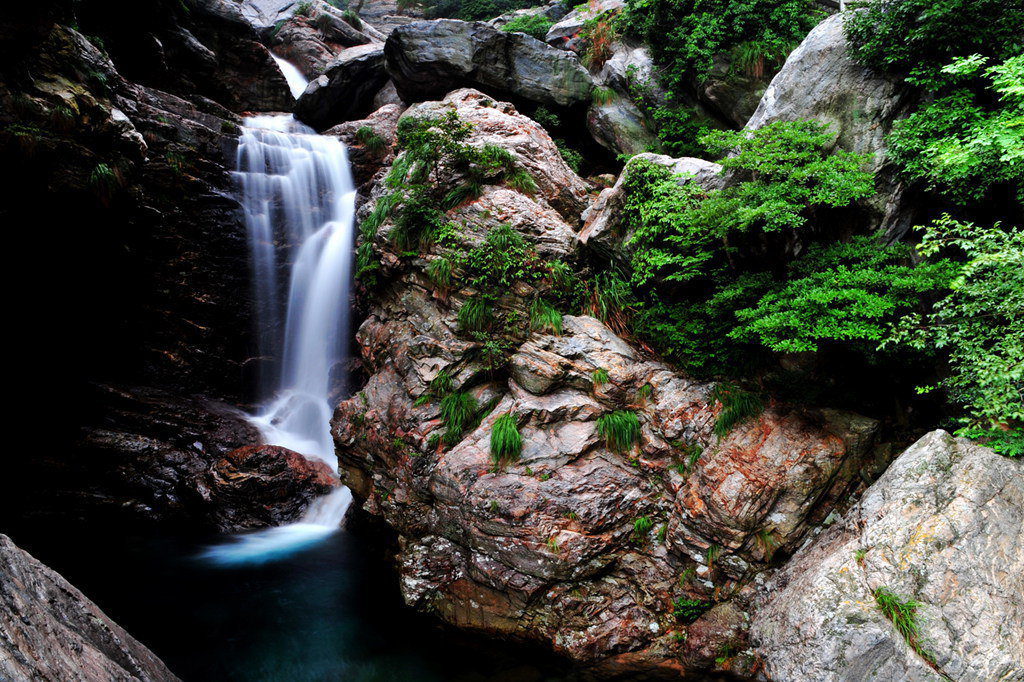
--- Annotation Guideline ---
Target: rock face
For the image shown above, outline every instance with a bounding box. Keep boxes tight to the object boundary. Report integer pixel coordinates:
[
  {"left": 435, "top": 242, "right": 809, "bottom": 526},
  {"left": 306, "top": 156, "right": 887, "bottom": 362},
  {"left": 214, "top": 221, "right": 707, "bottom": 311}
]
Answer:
[
  {"left": 751, "top": 430, "right": 1024, "bottom": 681},
  {"left": 586, "top": 94, "right": 659, "bottom": 156},
  {"left": 384, "top": 20, "right": 594, "bottom": 109},
  {"left": 545, "top": 0, "right": 624, "bottom": 53},
  {"left": 324, "top": 102, "right": 405, "bottom": 189},
  {"left": 0, "top": 534, "right": 179, "bottom": 681},
  {"left": 296, "top": 43, "right": 390, "bottom": 130},
  {"left": 744, "top": 12, "right": 912, "bottom": 233},
  {"left": 333, "top": 92, "right": 880, "bottom": 676},
  {"left": 270, "top": 4, "right": 375, "bottom": 80}
]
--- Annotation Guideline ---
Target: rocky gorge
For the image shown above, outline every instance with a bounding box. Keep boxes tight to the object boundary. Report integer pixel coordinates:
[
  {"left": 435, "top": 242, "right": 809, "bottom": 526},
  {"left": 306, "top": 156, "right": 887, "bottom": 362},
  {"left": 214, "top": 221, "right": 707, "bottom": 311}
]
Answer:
[{"left": 2, "top": 0, "right": 1021, "bottom": 680}]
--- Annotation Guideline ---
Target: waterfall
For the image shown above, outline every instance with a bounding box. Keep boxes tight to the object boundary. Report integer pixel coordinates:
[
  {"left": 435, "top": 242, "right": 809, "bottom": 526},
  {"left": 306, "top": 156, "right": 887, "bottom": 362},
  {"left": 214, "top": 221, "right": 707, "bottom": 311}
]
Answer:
[
  {"left": 203, "top": 61, "right": 354, "bottom": 565},
  {"left": 273, "top": 55, "right": 309, "bottom": 99}
]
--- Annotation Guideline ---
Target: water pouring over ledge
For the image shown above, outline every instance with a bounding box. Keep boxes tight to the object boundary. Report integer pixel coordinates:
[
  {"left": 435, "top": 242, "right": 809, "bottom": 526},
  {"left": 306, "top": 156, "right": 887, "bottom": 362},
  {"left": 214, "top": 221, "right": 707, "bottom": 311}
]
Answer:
[{"left": 203, "top": 60, "right": 355, "bottom": 564}]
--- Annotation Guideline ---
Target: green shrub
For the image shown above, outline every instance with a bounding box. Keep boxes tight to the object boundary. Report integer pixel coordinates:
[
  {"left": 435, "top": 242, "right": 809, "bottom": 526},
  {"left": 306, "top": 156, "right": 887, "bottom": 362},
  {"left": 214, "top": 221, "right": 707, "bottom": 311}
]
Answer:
[
  {"left": 532, "top": 106, "right": 562, "bottom": 130},
  {"left": 490, "top": 412, "right": 523, "bottom": 466},
  {"left": 844, "top": 0, "right": 1022, "bottom": 88},
  {"left": 597, "top": 410, "right": 642, "bottom": 453},
  {"left": 621, "top": 0, "right": 821, "bottom": 90},
  {"left": 710, "top": 383, "right": 763, "bottom": 437},
  {"left": 885, "top": 215, "right": 1023, "bottom": 457},
  {"left": 295, "top": 1, "right": 313, "bottom": 15},
  {"left": 501, "top": 13, "right": 553, "bottom": 39}
]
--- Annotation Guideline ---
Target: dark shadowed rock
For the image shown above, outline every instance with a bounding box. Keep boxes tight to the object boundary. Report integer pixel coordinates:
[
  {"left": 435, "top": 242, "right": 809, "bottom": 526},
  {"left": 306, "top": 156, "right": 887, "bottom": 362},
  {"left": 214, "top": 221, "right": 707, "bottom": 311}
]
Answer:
[
  {"left": 295, "top": 42, "right": 389, "bottom": 130},
  {"left": 586, "top": 94, "right": 659, "bottom": 156},
  {"left": 751, "top": 431, "right": 1024, "bottom": 681},
  {"left": 0, "top": 534, "right": 179, "bottom": 681},
  {"left": 384, "top": 20, "right": 593, "bottom": 109},
  {"left": 208, "top": 445, "right": 339, "bottom": 529}
]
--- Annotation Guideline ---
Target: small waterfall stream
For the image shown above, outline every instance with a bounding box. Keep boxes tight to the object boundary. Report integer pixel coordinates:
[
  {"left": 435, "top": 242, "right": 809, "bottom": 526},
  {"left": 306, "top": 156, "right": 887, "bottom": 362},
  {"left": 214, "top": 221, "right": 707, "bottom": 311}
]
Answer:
[{"left": 203, "top": 59, "right": 355, "bottom": 564}]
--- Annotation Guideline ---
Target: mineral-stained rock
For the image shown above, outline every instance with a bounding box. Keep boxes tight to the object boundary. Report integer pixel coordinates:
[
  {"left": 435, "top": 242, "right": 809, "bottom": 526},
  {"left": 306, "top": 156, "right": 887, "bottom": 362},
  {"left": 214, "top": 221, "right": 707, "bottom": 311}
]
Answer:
[
  {"left": 384, "top": 20, "right": 594, "bottom": 109},
  {"left": 544, "top": 0, "right": 624, "bottom": 53},
  {"left": 334, "top": 96, "right": 880, "bottom": 670},
  {"left": 751, "top": 430, "right": 1024, "bottom": 681},
  {"left": 0, "top": 534, "right": 180, "bottom": 681},
  {"left": 744, "top": 12, "right": 913, "bottom": 234},
  {"left": 324, "top": 102, "right": 405, "bottom": 189},
  {"left": 295, "top": 42, "right": 389, "bottom": 129},
  {"left": 579, "top": 153, "right": 723, "bottom": 260}
]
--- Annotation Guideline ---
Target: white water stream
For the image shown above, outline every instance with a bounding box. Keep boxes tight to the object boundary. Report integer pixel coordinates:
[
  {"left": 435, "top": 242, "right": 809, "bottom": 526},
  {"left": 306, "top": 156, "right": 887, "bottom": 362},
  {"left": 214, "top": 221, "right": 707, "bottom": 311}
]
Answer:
[{"left": 202, "top": 58, "right": 355, "bottom": 565}]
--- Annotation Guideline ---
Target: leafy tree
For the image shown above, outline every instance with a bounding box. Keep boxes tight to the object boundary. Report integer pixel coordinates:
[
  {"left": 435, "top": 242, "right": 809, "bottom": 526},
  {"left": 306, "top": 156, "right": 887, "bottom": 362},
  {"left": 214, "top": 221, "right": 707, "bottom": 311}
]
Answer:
[
  {"left": 620, "top": 0, "right": 821, "bottom": 90},
  {"left": 887, "top": 55, "right": 1024, "bottom": 205},
  {"left": 844, "top": 0, "right": 1023, "bottom": 88},
  {"left": 885, "top": 215, "right": 1023, "bottom": 456}
]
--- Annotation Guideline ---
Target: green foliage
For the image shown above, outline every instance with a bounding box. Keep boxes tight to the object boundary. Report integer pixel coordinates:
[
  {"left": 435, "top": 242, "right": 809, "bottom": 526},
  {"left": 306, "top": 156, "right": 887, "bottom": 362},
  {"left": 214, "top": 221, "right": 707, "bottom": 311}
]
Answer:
[
  {"left": 620, "top": 0, "right": 821, "bottom": 89},
  {"left": 501, "top": 13, "right": 553, "bottom": 39},
  {"left": 619, "top": 121, "right": 875, "bottom": 375},
  {"left": 597, "top": 410, "right": 641, "bottom": 453},
  {"left": 440, "top": 390, "right": 478, "bottom": 442},
  {"left": 844, "top": 0, "right": 1022, "bottom": 88},
  {"left": 415, "top": 0, "right": 538, "bottom": 21},
  {"left": 89, "top": 162, "right": 121, "bottom": 202},
  {"left": 886, "top": 55, "right": 1024, "bottom": 204},
  {"left": 873, "top": 587, "right": 934, "bottom": 662},
  {"left": 592, "top": 367, "right": 610, "bottom": 387},
  {"left": 458, "top": 295, "right": 493, "bottom": 332},
  {"left": 554, "top": 139, "right": 583, "bottom": 174},
  {"left": 636, "top": 383, "right": 653, "bottom": 401},
  {"left": 341, "top": 9, "right": 362, "bottom": 27},
  {"left": 710, "top": 383, "right": 763, "bottom": 437},
  {"left": 632, "top": 514, "right": 654, "bottom": 542},
  {"left": 430, "top": 369, "right": 454, "bottom": 396},
  {"left": 886, "top": 215, "right": 1023, "bottom": 457},
  {"left": 295, "top": 1, "right": 313, "bottom": 15},
  {"left": 427, "top": 255, "right": 454, "bottom": 288},
  {"left": 355, "top": 125, "right": 386, "bottom": 155},
  {"left": 530, "top": 298, "right": 563, "bottom": 335},
  {"left": 490, "top": 412, "right": 523, "bottom": 466},
  {"left": 673, "top": 597, "right": 711, "bottom": 624},
  {"left": 732, "top": 237, "right": 956, "bottom": 354},
  {"left": 592, "top": 86, "right": 616, "bottom": 106},
  {"left": 532, "top": 106, "right": 562, "bottom": 130}
]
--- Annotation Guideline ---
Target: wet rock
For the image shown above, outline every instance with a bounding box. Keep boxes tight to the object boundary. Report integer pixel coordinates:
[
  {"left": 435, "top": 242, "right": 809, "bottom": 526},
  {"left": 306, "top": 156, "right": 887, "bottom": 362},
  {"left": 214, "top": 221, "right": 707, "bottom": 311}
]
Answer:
[
  {"left": 384, "top": 20, "right": 594, "bottom": 109},
  {"left": 208, "top": 445, "right": 339, "bottom": 529},
  {"left": 0, "top": 534, "right": 180, "bottom": 681},
  {"left": 324, "top": 102, "right": 405, "bottom": 188},
  {"left": 751, "top": 430, "right": 1024, "bottom": 681},
  {"left": 295, "top": 42, "right": 389, "bottom": 129},
  {"left": 586, "top": 94, "right": 659, "bottom": 156}
]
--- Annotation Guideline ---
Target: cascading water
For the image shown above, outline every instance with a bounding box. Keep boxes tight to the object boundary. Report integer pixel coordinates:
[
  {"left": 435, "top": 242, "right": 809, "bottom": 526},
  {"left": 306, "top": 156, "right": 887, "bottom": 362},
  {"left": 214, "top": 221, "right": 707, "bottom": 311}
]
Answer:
[
  {"left": 272, "top": 55, "right": 310, "bottom": 99},
  {"left": 202, "top": 58, "right": 354, "bottom": 564}
]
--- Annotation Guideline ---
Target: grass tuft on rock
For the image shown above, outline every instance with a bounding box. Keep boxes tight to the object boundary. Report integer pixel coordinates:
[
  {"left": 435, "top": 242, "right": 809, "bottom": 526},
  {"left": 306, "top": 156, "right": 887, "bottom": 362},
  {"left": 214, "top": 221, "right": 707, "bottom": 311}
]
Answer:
[
  {"left": 490, "top": 412, "right": 522, "bottom": 467},
  {"left": 355, "top": 125, "right": 386, "bottom": 155},
  {"left": 873, "top": 587, "right": 934, "bottom": 663},
  {"left": 530, "top": 298, "right": 563, "bottom": 335},
  {"left": 597, "top": 410, "right": 641, "bottom": 453},
  {"left": 710, "top": 383, "right": 764, "bottom": 438}
]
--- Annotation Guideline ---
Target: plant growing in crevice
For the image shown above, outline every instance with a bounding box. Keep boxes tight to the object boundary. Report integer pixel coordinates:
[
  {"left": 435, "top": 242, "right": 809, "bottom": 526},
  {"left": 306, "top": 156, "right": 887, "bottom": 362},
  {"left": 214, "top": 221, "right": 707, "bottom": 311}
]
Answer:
[
  {"left": 530, "top": 298, "right": 563, "bottom": 334},
  {"left": 673, "top": 597, "right": 711, "bottom": 624},
  {"left": 632, "top": 514, "right": 654, "bottom": 543},
  {"left": 592, "top": 367, "right": 610, "bottom": 388},
  {"left": 873, "top": 587, "right": 935, "bottom": 664},
  {"left": 710, "top": 383, "right": 764, "bottom": 438},
  {"left": 490, "top": 412, "right": 523, "bottom": 467},
  {"left": 440, "top": 390, "right": 477, "bottom": 443},
  {"left": 89, "top": 162, "right": 122, "bottom": 204},
  {"left": 597, "top": 410, "right": 641, "bottom": 453},
  {"left": 355, "top": 125, "right": 386, "bottom": 155}
]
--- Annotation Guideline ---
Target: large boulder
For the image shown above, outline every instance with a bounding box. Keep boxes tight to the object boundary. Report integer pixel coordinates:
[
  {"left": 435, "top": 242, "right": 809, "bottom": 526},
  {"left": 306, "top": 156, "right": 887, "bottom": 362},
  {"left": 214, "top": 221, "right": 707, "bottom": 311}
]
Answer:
[
  {"left": 744, "top": 12, "right": 912, "bottom": 233},
  {"left": 295, "top": 42, "right": 389, "bottom": 130},
  {"left": 400, "top": 89, "right": 590, "bottom": 221},
  {"left": 586, "top": 94, "right": 659, "bottom": 156},
  {"left": 751, "top": 430, "right": 1024, "bottom": 681},
  {"left": 0, "top": 534, "right": 179, "bottom": 681},
  {"left": 333, "top": 93, "right": 881, "bottom": 675},
  {"left": 384, "top": 20, "right": 594, "bottom": 109}
]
